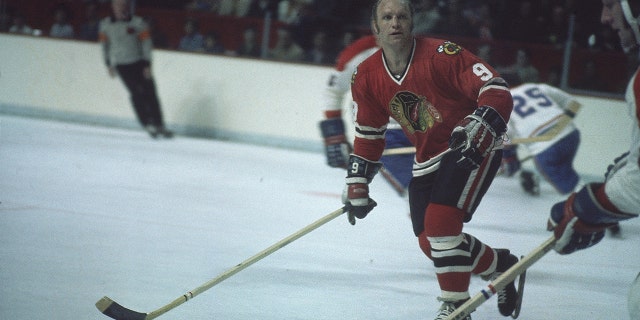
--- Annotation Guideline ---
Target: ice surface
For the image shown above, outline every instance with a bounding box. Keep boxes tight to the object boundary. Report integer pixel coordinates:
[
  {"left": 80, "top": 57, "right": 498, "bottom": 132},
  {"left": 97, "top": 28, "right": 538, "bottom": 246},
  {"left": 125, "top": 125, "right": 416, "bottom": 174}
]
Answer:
[{"left": 0, "top": 115, "right": 638, "bottom": 320}]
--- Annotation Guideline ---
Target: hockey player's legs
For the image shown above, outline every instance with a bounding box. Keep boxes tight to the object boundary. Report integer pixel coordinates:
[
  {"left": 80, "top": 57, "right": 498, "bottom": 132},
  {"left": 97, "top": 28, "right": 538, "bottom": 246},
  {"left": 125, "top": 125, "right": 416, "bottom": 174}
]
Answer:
[
  {"left": 410, "top": 151, "right": 503, "bottom": 301},
  {"left": 424, "top": 205, "right": 493, "bottom": 297},
  {"left": 534, "top": 130, "right": 581, "bottom": 194}
]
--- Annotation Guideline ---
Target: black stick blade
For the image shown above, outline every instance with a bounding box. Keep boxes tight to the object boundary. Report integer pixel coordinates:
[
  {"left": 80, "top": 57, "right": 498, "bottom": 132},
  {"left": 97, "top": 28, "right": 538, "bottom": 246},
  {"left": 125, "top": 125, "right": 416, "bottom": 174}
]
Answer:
[{"left": 96, "top": 296, "right": 148, "bottom": 320}]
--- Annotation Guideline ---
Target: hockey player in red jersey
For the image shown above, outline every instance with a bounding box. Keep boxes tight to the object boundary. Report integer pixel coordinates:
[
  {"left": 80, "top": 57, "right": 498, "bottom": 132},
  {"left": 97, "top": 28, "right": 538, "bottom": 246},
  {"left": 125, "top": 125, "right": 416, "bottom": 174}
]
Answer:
[
  {"left": 546, "top": 0, "right": 640, "bottom": 318},
  {"left": 340, "top": 0, "right": 518, "bottom": 319},
  {"left": 319, "top": 34, "right": 414, "bottom": 195}
]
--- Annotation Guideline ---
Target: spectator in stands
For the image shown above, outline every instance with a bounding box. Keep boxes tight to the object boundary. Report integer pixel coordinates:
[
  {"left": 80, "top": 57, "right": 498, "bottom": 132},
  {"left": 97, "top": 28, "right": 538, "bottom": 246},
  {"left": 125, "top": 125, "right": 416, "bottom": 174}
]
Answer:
[
  {"left": 185, "top": 0, "right": 218, "bottom": 12},
  {"left": 572, "top": 60, "right": 608, "bottom": 92},
  {"left": 49, "top": 5, "right": 75, "bottom": 39},
  {"left": 331, "top": 29, "right": 357, "bottom": 59},
  {"left": 591, "top": 27, "right": 622, "bottom": 52},
  {"left": 144, "top": 16, "right": 169, "bottom": 49},
  {"left": 235, "top": 26, "right": 261, "bottom": 57},
  {"left": 339, "top": 29, "right": 356, "bottom": 49},
  {"left": 412, "top": 0, "right": 441, "bottom": 36},
  {"left": 234, "top": 0, "right": 253, "bottom": 17},
  {"left": 178, "top": 18, "right": 204, "bottom": 52},
  {"left": 466, "top": 2, "right": 494, "bottom": 40},
  {"left": 431, "top": 0, "right": 474, "bottom": 38},
  {"left": 99, "top": 0, "right": 173, "bottom": 139},
  {"left": 246, "top": 0, "right": 280, "bottom": 18},
  {"left": 268, "top": 26, "right": 304, "bottom": 62},
  {"left": 217, "top": 0, "right": 252, "bottom": 17},
  {"left": 504, "top": 1, "right": 543, "bottom": 43},
  {"left": 217, "top": 0, "right": 235, "bottom": 15},
  {"left": 498, "top": 48, "right": 540, "bottom": 84},
  {"left": 304, "top": 30, "right": 334, "bottom": 65},
  {"left": 78, "top": 1, "right": 100, "bottom": 41},
  {"left": 475, "top": 43, "right": 496, "bottom": 68},
  {"left": 203, "top": 31, "right": 226, "bottom": 54},
  {"left": 9, "top": 13, "right": 33, "bottom": 35},
  {"left": 543, "top": 5, "right": 569, "bottom": 48},
  {"left": 546, "top": 65, "right": 562, "bottom": 87},
  {"left": 277, "top": 0, "right": 308, "bottom": 24}
]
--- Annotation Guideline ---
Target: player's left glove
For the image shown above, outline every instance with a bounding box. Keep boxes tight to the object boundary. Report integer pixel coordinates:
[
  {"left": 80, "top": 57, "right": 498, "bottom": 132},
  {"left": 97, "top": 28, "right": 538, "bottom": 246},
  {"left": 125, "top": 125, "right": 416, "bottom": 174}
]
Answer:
[
  {"left": 449, "top": 106, "right": 506, "bottom": 170},
  {"left": 547, "top": 184, "right": 623, "bottom": 254},
  {"left": 343, "top": 155, "right": 381, "bottom": 225}
]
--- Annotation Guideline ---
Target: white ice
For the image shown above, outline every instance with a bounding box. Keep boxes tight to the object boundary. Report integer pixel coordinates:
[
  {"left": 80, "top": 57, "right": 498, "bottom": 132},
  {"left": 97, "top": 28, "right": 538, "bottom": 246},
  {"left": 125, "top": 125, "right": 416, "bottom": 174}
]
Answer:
[{"left": 1, "top": 115, "right": 638, "bottom": 320}]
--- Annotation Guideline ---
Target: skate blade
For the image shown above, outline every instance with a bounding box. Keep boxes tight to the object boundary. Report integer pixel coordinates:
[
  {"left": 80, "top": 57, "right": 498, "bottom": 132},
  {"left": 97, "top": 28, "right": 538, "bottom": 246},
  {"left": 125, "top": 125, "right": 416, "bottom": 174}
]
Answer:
[{"left": 511, "top": 258, "right": 527, "bottom": 319}]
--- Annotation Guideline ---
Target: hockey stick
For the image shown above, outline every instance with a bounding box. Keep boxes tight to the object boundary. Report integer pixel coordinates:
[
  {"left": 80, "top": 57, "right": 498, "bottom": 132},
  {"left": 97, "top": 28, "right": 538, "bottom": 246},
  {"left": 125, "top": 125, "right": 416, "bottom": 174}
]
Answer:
[
  {"left": 96, "top": 206, "right": 348, "bottom": 320},
  {"left": 444, "top": 235, "right": 557, "bottom": 320},
  {"left": 382, "top": 146, "right": 416, "bottom": 156}
]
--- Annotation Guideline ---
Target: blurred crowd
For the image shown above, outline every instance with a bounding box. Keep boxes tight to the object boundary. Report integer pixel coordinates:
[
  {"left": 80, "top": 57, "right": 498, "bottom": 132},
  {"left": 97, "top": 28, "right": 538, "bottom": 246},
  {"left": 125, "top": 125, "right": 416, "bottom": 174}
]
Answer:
[
  {"left": 147, "top": 0, "right": 622, "bottom": 52},
  {"left": 0, "top": 0, "right": 635, "bottom": 93}
]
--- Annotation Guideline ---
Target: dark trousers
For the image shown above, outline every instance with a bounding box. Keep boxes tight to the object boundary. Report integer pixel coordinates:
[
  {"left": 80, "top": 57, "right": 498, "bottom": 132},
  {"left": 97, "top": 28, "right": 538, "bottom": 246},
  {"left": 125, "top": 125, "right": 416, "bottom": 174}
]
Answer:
[{"left": 116, "top": 61, "right": 164, "bottom": 127}]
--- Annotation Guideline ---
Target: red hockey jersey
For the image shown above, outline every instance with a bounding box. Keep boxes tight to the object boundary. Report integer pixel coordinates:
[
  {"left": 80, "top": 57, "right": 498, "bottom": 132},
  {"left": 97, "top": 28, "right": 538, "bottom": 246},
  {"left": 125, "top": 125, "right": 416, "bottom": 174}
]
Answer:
[{"left": 350, "top": 37, "right": 513, "bottom": 164}]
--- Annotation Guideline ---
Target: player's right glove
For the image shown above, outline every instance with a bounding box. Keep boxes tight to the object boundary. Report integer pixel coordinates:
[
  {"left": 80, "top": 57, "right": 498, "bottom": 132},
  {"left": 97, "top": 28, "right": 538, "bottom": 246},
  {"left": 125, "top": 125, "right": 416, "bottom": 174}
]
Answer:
[
  {"left": 449, "top": 106, "right": 506, "bottom": 170},
  {"left": 547, "top": 183, "right": 626, "bottom": 254},
  {"left": 343, "top": 155, "right": 381, "bottom": 225},
  {"left": 320, "top": 118, "right": 352, "bottom": 168},
  {"left": 500, "top": 146, "right": 520, "bottom": 177}
]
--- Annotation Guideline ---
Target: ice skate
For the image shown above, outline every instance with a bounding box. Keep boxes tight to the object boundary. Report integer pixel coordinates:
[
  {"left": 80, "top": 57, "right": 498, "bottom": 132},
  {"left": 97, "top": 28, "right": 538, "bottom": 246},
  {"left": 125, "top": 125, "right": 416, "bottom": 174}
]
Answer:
[
  {"left": 145, "top": 124, "right": 159, "bottom": 139},
  {"left": 434, "top": 298, "right": 471, "bottom": 320},
  {"left": 519, "top": 170, "right": 540, "bottom": 195},
  {"left": 485, "top": 249, "right": 519, "bottom": 316},
  {"left": 157, "top": 126, "right": 174, "bottom": 139}
]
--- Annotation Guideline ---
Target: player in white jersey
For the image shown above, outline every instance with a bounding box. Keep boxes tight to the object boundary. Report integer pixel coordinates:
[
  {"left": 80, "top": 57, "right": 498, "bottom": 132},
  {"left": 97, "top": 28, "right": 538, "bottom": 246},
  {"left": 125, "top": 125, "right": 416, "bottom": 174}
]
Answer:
[
  {"left": 500, "top": 83, "right": 583, "bottom": 196},
  {"left": 547, "top": 1, "right": 640, "bottom": 318},
  {"left": 319, "top": 35, "right": 414, "bottom": 196}
]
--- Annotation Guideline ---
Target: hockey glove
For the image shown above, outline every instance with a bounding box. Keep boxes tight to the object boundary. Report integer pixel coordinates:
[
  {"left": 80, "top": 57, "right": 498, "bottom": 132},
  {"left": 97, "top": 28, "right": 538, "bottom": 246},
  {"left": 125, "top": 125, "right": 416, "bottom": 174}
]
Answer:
[
  {"left": 500, "top": 146, "right": 520, "bottom": 177},
  {"left": 320, "top": 118, "right": 352, "bottom": 168},
  {"left": 343, "top": 155, "right": 382, "bottom": 225},
  {"left": 547, "top": 184, "right": 622, "bottom": 254},
  {"left": 449, "top": 106, "right": 506, "bottom": 170}
]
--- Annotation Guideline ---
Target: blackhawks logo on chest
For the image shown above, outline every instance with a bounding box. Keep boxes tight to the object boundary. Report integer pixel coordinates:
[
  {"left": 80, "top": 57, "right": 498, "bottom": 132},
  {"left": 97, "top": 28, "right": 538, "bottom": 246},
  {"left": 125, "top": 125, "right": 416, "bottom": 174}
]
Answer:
[{"left": 389, "top": 91, "right": 442, "bottom": 133}]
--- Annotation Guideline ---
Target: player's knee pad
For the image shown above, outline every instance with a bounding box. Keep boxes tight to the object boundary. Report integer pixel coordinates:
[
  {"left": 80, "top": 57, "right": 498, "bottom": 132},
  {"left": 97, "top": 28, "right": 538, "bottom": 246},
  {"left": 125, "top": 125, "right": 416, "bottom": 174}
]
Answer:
[
  {"left": 428, "top": 234, "right": 465, "bottom": 251},
  {"left": 428, "top": 234, "right": 474, "bottom": 271}
]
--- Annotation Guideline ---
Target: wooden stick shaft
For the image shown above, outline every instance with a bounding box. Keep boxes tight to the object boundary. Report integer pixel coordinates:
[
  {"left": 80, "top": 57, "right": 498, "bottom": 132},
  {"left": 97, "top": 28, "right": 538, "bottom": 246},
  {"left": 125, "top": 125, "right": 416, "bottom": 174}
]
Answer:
[
  {"left": 382, "top": 146, "right": 416, "bottom": 156},
  {"left": 108, "top": 207, "right": 347, "bottom": 319},
  {"left": 445, "top": 235, "right": 557, "bottom": 320}
]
